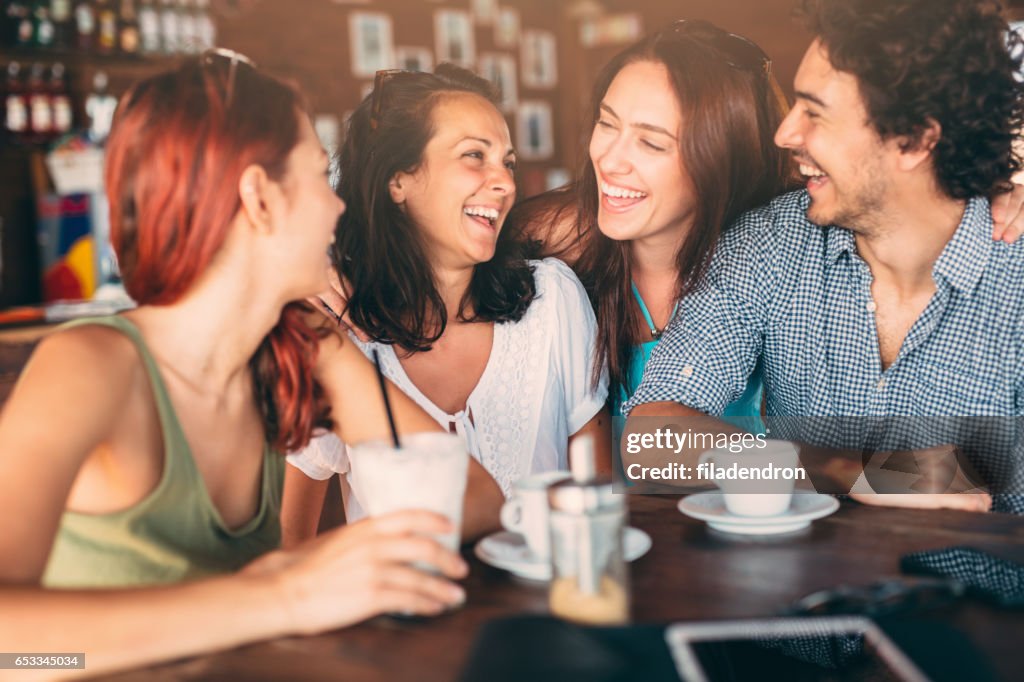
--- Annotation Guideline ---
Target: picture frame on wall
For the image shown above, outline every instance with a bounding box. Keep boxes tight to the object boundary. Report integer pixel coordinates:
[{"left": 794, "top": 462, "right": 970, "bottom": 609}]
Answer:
[
  {"left": 435, "top": 10, "right": 475, "bottom": 69},
  {"left": 395, "top": 46, "right": 434, "bottom": 73},
  {"left": 516, "top": 100, "right": 554, "bottom": 161},
  {"left": 545, "top": 168, "right": 571, "bottom": 191},
  {"left": 314, "top": 114, "right": 342, "bottom": 188},
  {"left": 471, "top": 0, "right": 499, "bottom": 25},
  {"left": 348, "top": 12, "right": 394, "bottom": 78},
  {"left": 494, "top": 7, "right": 520, "bottom": 49},
  {"left": 478, "top": 53, "right": 518, "bottom": 113},
  {"left": 520, "top": 30, "right": 557, "bottom": 89}
]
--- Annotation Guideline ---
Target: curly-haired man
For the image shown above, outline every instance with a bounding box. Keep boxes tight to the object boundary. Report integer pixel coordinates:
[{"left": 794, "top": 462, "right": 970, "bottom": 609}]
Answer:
[{"left": 626, "top": 0, "right": 1024, "bottom": 514}]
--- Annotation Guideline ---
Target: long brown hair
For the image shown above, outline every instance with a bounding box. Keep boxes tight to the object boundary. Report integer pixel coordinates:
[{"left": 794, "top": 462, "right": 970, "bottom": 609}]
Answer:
[
  {"left": 335, "top": 64, "right": 536, "bottom": 353},
  {"left": 512, "top": 22, "right": 795, "bottom": 394},
  {"left": 105, "top": 55, "right": 329, "bottom": 452}
]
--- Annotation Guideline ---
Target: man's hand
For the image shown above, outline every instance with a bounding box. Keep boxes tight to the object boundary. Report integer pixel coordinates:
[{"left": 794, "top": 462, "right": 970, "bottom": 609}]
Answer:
[
  {"left": 991, "top": 182, "right": 1024, "bottom": 243},
  {"left": 850, "top": 491, "right": 992, "bottom": 512},
  {"left": 848, "top": 445, "right": 992, "bottom": 512}
]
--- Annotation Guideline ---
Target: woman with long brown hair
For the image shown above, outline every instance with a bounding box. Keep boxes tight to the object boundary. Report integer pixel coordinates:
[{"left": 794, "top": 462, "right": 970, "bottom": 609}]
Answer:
[
  {"left": 285, "top": 65, "right": 610, "bottom": 539},
  {"left": 510, "top": 21, "right": 789, "bottom": 427}
]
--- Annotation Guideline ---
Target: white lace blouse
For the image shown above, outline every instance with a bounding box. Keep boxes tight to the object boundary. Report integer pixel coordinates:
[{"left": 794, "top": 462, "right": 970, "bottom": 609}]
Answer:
[{"left": 286, "top": 258, "right": 608, "bottom": 519}]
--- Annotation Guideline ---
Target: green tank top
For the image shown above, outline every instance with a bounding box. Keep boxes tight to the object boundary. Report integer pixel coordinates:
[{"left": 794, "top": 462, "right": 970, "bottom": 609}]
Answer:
[{"left": 42, "top": 315, "right": 284, "bottom": 588}]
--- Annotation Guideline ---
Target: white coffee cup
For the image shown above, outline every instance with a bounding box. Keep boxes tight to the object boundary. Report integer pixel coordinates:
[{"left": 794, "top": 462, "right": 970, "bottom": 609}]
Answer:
[
  {"left": 698, "top": 440, "right": 800, "bottom": 517},
  {"left": 348, "top": 432, "right": 469, "bottom": 554},
  {"left": 500, "top": 470, "right": 571, "bottom": 561}
]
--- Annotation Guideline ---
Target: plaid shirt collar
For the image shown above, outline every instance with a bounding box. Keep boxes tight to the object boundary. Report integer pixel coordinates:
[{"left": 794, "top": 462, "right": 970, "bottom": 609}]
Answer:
[{"left": 824, "top": 196, "right": 992, "bottom": 296}]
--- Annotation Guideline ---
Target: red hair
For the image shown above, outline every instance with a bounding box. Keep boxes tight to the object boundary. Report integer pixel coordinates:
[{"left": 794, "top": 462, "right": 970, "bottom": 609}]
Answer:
[{"left": 105, "top": 57, "right": 329, "bottom": 452}]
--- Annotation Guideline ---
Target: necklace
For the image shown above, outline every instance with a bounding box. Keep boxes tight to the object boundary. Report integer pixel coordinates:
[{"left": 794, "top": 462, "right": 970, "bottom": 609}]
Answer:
[
  {"left": 647, "top": 311, "right": 678, "bottom": 340},
  {"left": 631, "top": 281, "right": 679, "bottom": 342}
]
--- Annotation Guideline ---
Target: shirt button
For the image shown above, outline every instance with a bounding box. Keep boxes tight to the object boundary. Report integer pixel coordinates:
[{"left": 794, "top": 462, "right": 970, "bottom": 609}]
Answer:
[
  {"left": 681, "top": 365, "right": 694, "bottom": 378},
  {"left": 876, "top": 378, "right": 886, "bottom": 391},
  {"left": 866, "top": 301, "right": 877, "bottom": 312}
]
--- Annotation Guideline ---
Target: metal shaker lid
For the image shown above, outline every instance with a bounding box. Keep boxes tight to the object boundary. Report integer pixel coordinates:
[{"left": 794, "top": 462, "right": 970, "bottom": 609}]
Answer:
[{"left": 548, "top": 476, "right": 624, "bottom": 514}]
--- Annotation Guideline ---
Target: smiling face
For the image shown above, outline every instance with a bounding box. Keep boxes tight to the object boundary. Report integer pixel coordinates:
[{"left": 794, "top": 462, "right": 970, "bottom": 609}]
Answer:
[
  {"left": 276, "top": 114, "right": 346, "bottom": 296},
  {"left": 588, "top": 60, "right": 697, "bottom": 248},
  {"left": 392, "top": 92, "right": 516, "bottom": 271},
  {"left": 774, "top": 40, "right": 896, "bottom": 233}
]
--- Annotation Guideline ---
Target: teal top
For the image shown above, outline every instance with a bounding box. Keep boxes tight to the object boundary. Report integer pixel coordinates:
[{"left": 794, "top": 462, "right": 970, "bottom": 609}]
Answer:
[
  {"left": 611, "top": 284, "right": 765, "bottom": 433},
  {"left": 42, "top": 315, "right": 284, "bottom": 588}
]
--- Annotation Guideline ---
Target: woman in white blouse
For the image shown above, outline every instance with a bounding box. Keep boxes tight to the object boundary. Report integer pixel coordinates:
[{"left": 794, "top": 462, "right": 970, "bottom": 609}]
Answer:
[{"left": 282, "top": 65, "right": 610, "bottom": 540}]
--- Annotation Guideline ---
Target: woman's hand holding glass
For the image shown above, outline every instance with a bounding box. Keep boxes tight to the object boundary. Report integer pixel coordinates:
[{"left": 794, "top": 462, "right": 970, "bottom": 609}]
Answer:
[{"left": 246, "top": 510, "right": 468, "bottom": 633}]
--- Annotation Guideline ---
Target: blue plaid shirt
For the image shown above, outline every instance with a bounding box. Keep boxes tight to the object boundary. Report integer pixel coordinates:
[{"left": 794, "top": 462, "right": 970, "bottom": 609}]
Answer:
[{"left": 624, "top": 190, "right": 1024, "bottom": 509}]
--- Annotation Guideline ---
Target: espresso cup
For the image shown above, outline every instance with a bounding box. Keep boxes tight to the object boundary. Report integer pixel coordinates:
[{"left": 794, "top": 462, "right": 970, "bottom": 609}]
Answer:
[
  {"left": 698, "top": 440, "right": 800, "bottom": 517},
  {"left": 500, "top": 470, "right": 571, "bottom": 561}
]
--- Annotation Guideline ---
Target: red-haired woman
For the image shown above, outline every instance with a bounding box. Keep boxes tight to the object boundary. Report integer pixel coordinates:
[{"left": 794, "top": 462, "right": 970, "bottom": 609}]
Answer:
[{"left": 0, "top": 52, "right": 500, "bottom": 675}]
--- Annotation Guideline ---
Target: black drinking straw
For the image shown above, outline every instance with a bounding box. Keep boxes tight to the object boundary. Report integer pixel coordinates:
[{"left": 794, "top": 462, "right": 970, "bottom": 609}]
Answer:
[{"left": 372, "top": 349, "right": 401, "bottom": 448}]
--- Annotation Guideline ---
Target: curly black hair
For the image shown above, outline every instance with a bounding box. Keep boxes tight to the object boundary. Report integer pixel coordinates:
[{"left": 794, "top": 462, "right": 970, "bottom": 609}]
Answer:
[
  {"left": 798, "top": 0, "right": 1024, "bottom": 199},
  {"left": 335, "top": 64, "right": 535, "bottom": 353}
]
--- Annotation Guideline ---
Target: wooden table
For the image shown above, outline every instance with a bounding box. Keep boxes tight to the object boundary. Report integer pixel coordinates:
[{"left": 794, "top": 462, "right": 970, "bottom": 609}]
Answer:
[{"left": 99, "top": 496, "right": 1024, "bottom": 681}]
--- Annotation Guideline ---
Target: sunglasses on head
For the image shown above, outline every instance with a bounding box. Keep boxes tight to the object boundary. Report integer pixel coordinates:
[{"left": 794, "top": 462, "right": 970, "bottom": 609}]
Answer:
[
  {"left": 670, "top": 19, "right": 772, "bottom": 78},
  {"left": 201, "top": 48, "right": 257, "bottom": 106},
  {"left": 369, "top": 69, "right": 413, "bottom": 132}
]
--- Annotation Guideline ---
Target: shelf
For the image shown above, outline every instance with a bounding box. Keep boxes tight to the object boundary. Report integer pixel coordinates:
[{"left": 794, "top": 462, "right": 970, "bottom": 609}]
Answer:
[{"left": 0, "top": 45, "right": 183, "bottom": 66}]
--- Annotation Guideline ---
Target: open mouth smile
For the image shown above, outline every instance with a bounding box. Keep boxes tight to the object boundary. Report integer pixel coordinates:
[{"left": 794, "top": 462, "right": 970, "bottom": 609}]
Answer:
[
  {"left": 600, "top": 181, "right": 648, "bottom": 210},
  {"left": 463, "top": 205, "right": 500, "bottom": 229}
]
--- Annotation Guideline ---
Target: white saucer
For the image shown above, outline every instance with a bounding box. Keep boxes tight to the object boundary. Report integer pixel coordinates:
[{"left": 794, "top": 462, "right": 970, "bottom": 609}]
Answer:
[
  {"left": 677, "top": 492, "right": 839, "bottom": 536},
  {"left": 474, "top": 527, "right": 652, "bottom": 581}
]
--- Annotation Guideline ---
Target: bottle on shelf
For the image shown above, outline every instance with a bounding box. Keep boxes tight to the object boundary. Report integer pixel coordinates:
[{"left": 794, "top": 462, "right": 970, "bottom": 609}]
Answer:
[
  {"left": 177, "top": 0, "right": 197, "bottom": 55},
  {"left": 118, "top": 0, "right": 140, "bottom": 55},
  {"left": 158, "top": 0, "right": 178, "bottom": 55},
  {"left": 85, "top": 70, "right": 117, "bottom": 143},
  {"left": 195, "top": 0, "right": 214, "bottom": 51},
  {"left": 12, "top": 1, "right": 36, "bottom": 48},
  {"left": 27, "top": 62, "right": 53, "bottom": 144},
  {"left": 73, "top": 0, "right": 96, "bottom": 52},
  {"left": 51, "top": 0, "right": 74, "bottom": 49},
  {"left": 33, "top": 0, "right": 57, "bottom": 50},
  {"left": 4, "top": 62, "right": 30, "bottom": 143},
  {"left": 49, "top": 62, "right": 72, "bottom": 138},
  {"left": 138, "top": 0, "right": 160, "bottom": 54},
  {"left": 95, "top": 0, "right": 117, "bottom": 55}
]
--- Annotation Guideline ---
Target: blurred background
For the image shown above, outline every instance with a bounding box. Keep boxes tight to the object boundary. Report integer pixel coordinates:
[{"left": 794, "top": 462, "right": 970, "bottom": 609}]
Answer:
[{"left": 1, "top": 0, "right": 1022, "bottom": 310}]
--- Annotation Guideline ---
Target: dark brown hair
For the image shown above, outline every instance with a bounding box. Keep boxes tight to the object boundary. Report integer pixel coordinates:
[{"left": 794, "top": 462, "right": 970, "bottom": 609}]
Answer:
[
  {"left": 510, "top": 22, "right": 795, "bottom": 393},
  {"left": 335, "top": 64, "right": 536, "bottom": 353},
  {"left": 106, "top": 56, "right": 329, "bottom": 452},
  {"left": 798, "top": 0, "right": 1024, "bottom": 199}
]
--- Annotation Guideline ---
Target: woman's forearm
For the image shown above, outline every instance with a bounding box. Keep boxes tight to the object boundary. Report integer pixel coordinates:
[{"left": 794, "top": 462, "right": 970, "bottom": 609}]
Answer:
[
  {"left": 0, "top": 571, "right": 286, "bottom": 679},
  {"left": 281, "top": 467, "right": 331, "bottom": 548}
]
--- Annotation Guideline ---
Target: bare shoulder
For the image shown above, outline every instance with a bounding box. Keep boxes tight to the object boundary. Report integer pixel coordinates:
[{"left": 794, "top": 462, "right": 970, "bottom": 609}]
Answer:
[
  {"left": 0, "top": 323, "right": 150, "bottom": 581},
  {"left": 28, "top": 323, "right": 141, "bottom": 380},
  {"left": 312, "top": 323, "right": 368, "bottom": 375},
  {"left": 3, "top": 324, "right": 145, "bottom": 436}
]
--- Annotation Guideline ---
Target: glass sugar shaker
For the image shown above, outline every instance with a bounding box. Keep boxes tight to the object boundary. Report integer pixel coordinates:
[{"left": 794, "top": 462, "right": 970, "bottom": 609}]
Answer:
[{"left": 547, "top": 436, "right": 630, "bottom": 625}]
